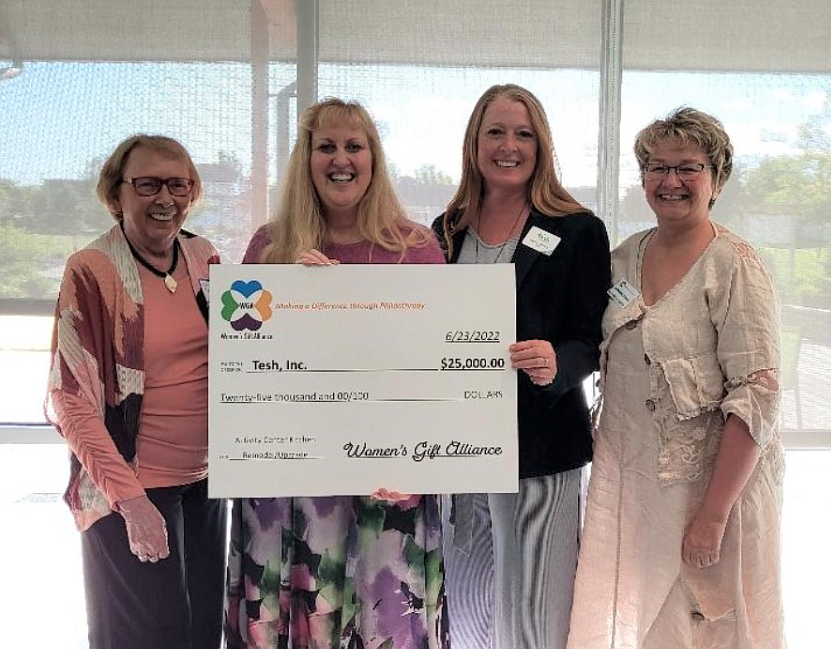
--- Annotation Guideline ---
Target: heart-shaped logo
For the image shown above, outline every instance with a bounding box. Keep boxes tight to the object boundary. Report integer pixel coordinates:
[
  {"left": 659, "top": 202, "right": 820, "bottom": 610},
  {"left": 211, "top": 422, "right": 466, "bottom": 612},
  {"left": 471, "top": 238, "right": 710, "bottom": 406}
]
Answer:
[{"left": 220, "top": 280, "right": 274, "bottom": 331}]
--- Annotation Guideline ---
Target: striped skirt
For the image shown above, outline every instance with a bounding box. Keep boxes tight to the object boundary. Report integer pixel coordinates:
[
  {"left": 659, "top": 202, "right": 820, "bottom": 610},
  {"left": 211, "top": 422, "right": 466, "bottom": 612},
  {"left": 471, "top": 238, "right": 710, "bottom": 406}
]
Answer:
[{"left": 442, "top": 468, "right": 584, "bottom": 649}]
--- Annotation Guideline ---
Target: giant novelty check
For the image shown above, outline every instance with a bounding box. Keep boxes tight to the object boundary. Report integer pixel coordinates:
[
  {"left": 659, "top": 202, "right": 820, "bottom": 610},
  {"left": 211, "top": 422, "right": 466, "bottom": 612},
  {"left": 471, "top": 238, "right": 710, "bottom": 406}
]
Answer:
[{"left": 208, "top": 264, "right": 517, "bottom": 497}]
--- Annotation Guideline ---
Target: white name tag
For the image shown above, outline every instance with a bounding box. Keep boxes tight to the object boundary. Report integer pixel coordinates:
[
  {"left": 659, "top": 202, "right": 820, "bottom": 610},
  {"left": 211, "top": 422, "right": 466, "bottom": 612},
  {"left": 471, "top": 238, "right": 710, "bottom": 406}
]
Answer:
[
  {"left": 200, "top": 278, "right": 211, "bottom": 304},
  {"left": 607, "top": 278, "right": 640, "bottom": 309},
  {"left": 521, "top": 226, "right": 561, "bottom": 256}
]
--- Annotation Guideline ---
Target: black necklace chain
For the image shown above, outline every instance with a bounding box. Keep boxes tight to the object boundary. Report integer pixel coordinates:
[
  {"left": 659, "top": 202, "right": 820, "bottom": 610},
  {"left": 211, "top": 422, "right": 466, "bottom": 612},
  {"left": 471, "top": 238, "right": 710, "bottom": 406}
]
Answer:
[
  {"left": 474, "top": 229, "right": 520, "bottom": 264},
  {"left": 120, "top": 222, "right": 179, "bottom": 293},
  {"left": 474, "top": 202, "right": 527, "bottom": 264}
]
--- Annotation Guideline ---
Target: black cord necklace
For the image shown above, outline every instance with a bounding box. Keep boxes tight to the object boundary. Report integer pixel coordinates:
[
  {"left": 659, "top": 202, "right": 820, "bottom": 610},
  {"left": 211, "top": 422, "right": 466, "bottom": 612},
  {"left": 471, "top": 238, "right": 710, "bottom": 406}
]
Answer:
[{"left": 120, "top": 222, "right": 179, "bottom": 293}]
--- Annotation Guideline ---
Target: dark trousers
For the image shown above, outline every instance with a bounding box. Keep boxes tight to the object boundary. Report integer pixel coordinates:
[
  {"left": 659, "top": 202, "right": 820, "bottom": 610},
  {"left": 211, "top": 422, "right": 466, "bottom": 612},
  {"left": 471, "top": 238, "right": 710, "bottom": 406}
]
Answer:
[{"left": 81, "top": 478, "right": 227, "bottom": 649}]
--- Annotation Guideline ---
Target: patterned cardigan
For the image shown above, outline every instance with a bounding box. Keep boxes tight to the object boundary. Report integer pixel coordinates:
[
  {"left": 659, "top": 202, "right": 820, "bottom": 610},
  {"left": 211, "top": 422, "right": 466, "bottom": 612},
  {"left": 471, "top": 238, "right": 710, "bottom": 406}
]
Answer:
[{"left": 46, "top": 224, "right": 218, "bottom": 531}]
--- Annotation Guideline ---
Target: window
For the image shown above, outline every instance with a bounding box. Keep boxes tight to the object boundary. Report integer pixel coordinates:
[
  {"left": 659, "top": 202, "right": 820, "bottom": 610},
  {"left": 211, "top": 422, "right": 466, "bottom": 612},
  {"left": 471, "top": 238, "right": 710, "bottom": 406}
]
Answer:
[{"left": 1, "top": 1, "right": 829, "bottom": 647}]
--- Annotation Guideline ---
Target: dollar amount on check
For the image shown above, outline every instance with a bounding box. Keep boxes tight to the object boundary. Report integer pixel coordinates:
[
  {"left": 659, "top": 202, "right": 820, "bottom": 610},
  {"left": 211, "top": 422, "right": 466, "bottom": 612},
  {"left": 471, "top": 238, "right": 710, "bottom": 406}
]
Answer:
[{"left": 209, "top": 264, "right": 518, "bottom": 497}]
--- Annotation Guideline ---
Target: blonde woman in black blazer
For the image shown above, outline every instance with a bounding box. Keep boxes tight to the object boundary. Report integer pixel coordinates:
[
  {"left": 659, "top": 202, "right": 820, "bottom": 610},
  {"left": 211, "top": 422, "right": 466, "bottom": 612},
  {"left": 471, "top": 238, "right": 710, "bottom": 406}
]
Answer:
[{"left": 432, "top": 84, "right": 610, "bottom": 649}]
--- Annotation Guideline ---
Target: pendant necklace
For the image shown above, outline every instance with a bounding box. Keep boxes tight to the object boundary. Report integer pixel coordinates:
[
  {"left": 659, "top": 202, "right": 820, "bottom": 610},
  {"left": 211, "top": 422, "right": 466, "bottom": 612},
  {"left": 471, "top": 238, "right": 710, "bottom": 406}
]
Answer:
[
  {"left": 120, "top": 223, "right": 180, "bottom": 293},
  {"left": 475, "top": 201, "right": 527, "bottom": 263}
]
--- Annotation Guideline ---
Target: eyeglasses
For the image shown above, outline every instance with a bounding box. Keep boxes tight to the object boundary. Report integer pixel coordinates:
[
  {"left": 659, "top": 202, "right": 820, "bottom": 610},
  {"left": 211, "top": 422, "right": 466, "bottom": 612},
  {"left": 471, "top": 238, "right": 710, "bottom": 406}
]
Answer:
[
  {"left": 642, "top": 163, "right": 713, "bottom": 180},
  {"left": 123, "top": 176, "right": 194, "bottom": 197}
]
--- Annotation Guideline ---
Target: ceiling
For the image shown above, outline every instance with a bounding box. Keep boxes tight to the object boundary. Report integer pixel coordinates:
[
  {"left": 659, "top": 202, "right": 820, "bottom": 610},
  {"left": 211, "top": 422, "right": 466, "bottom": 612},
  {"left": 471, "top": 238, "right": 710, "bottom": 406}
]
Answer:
[{"left": 0, "top": 0, "right": 829, "bottom": 73}]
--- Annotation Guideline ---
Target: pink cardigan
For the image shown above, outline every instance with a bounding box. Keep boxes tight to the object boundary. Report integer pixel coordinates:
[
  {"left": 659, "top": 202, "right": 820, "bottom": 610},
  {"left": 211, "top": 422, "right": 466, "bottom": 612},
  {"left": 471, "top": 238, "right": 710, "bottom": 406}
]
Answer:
[{"left": 46, "top": 224, "right": 219, "bottom": 531}]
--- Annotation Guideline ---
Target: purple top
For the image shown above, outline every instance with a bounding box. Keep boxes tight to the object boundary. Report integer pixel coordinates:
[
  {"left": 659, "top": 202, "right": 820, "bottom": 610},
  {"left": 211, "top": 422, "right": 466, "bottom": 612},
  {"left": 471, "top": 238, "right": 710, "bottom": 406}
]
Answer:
[{"left": 242, "top": 224, "right": 445, "bottom": 265}]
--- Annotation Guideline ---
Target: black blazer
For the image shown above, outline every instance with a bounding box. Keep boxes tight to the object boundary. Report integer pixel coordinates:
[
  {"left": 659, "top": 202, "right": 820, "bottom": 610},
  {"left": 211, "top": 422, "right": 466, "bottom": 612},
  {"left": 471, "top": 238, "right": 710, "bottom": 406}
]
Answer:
[{"left": 432, "top": 208, "right": 611, "bottom": 478}]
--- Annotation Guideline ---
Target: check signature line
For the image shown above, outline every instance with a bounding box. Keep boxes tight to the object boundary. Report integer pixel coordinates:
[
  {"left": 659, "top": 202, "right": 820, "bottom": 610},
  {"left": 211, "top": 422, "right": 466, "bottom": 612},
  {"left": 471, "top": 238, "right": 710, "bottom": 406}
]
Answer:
[{"left": 229, "top": 457, "right": 323, "bottom": 461}]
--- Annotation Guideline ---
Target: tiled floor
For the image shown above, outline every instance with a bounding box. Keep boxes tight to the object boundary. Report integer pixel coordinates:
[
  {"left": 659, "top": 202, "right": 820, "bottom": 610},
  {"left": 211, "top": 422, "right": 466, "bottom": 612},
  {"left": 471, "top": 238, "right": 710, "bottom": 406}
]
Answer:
[
  {"left": 0, "top": 445, "right": 87, "bottom": 649},
  {"left": 0, "top": 445, "right": 829, "bottom": 648}
]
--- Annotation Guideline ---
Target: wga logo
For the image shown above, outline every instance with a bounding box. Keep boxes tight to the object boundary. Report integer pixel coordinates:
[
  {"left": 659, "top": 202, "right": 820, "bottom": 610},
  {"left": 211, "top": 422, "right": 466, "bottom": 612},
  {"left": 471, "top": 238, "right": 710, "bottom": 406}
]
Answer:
[{"left": 221, "top": 280, "right": 273, "bottom": 331}]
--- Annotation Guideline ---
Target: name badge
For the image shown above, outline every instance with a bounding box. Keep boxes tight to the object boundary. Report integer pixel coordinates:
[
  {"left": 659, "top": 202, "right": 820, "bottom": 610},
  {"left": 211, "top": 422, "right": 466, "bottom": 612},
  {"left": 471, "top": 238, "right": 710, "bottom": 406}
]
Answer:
[
  {"left": 199, "top": 278, "right": 211, "bottom": 304},
  {"left": 607, "top": 278, "right": 640, "bottom": 309},
  {"left": 521, "top": 226, "right": 560, "bottom": 256}
]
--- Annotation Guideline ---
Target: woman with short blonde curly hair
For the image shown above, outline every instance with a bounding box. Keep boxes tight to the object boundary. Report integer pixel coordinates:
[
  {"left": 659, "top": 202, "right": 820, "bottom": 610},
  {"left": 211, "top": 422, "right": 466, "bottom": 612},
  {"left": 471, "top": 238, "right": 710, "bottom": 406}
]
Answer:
[
  {"left": 568, "top": 107, "right": 784, "bottom": 648},
  {"left": 633, "top": 107, "right": 734, "bottom": 208}
]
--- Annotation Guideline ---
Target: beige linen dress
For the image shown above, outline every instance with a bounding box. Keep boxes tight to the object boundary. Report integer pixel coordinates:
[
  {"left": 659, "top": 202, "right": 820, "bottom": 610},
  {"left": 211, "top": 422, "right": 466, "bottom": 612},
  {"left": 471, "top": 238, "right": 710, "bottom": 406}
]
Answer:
[{"left": 567, "top": 225, "right": 786, "bottom": 649}]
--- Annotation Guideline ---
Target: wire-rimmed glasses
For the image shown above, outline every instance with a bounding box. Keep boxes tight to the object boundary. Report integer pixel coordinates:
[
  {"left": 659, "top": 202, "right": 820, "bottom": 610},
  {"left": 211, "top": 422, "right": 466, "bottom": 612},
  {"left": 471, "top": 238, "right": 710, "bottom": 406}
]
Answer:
[{"left": 642, "top": 163, "right": 714, "bottom": 180}]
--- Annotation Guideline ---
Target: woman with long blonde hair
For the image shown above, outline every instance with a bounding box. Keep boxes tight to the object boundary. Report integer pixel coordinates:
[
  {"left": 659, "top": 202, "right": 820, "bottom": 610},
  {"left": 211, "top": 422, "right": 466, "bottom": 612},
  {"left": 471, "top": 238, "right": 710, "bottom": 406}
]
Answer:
[
  {"left": 433, "top": 84, "right": 611, "bottom": 649},
  {"left": 225, "top": 98, "right": 449, "bottom": 649},
  {"left": 259, "top": 98, "right": 434, "bottom": 264}
]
